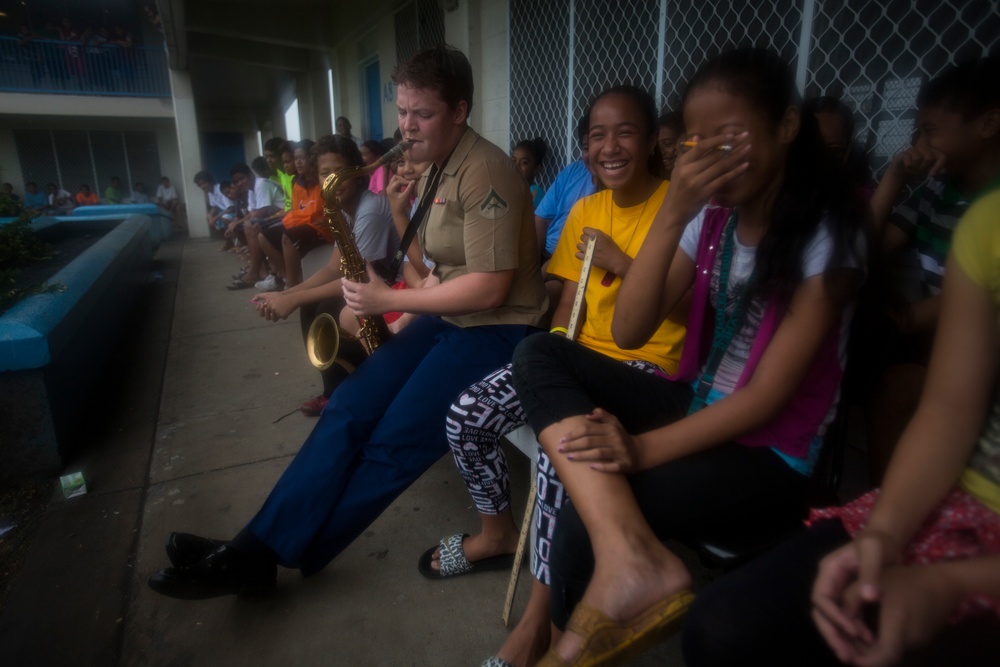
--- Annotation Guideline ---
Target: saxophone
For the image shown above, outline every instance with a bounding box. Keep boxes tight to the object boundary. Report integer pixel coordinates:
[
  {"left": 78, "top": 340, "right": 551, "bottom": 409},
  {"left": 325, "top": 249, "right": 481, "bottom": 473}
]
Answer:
[{"left": 306, "top": 140, "right": 412, "bottom": 369}]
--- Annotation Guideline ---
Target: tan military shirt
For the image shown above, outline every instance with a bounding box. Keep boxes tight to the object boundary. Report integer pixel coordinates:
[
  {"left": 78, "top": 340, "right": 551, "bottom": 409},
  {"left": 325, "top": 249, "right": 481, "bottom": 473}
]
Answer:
[{"left": 418, "top": 127, "right": 547, "bottom": 328}]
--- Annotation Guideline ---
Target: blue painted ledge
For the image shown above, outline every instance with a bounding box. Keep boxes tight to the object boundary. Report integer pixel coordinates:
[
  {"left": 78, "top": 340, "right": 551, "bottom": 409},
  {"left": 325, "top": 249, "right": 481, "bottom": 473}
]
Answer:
[
  {"left": 0, "top": 214, "right": 154, "bottom": 477},
  {"left": 0, "top": 215, "right": 152, "bottom": 371},
  {"left": 1, "top": 204, "right": 173, "bottom": 244}
]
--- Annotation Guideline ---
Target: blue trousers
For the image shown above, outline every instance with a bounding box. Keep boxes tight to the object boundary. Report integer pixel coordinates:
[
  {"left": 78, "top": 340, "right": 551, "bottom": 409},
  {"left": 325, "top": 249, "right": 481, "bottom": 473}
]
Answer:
[{"left": 247, "top": 316, "right": 536, "bottom": 575}]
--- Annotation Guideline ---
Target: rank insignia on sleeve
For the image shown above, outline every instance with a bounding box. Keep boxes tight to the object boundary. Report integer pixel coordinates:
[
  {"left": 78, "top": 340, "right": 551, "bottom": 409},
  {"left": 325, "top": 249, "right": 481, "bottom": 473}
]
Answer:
[{"left": 480, "top": 188, "right": 509, "bottom": 219}]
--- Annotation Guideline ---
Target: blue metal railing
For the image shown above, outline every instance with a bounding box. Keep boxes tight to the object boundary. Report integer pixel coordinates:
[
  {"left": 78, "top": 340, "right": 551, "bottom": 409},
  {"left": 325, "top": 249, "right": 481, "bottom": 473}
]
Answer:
[{"left": 0, "top": 36, "right": 171, "bottom": 98}]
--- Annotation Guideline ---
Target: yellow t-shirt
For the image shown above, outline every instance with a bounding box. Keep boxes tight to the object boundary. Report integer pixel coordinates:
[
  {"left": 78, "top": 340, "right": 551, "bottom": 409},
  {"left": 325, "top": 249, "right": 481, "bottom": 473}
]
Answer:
[
  {"left": 548, "top": 183, "right": 685, "bottom": 373},
  {"left": 951, "top": 188, "right": 1000, "bottom": 514}
]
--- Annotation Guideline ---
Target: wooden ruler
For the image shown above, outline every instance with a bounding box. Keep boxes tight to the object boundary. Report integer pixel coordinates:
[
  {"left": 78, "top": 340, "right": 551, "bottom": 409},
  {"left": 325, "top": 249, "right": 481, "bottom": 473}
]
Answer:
[{"left": 566, "top": 234, "right": 597, "bottom": 341}]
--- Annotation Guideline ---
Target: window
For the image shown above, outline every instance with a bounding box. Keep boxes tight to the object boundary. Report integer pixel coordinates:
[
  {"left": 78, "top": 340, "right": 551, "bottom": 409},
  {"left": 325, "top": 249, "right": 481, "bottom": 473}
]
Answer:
[{"left": 285, "top": 98, "right": 301, "bottom": 142}]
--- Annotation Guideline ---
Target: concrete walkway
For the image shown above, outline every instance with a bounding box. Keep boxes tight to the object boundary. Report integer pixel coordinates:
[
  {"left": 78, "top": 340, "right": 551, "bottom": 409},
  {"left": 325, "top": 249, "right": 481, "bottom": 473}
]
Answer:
[{"left": 0, "top": 236, "right": 689, "bottom": 666}]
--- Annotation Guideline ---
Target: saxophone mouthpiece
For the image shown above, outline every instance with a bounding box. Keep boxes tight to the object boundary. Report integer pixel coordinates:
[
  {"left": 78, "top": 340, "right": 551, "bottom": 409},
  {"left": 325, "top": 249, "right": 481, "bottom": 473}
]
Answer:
[{"left": 387, "top": 140, "right": 414, "bottom": 162}]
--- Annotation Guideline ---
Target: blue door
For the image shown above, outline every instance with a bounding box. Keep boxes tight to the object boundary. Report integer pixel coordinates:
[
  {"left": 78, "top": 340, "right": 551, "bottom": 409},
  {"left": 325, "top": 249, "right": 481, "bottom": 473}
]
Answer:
[
  {"left": 201, "top": 132, "right": 245, "bottom": 184},
  {"left": 365, "top": 61, "right": 383, "bottom": 141}
]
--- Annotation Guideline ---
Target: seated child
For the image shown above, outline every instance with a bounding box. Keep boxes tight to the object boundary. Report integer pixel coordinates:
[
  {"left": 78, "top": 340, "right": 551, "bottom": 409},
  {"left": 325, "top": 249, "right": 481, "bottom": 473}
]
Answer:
[
  {"left": 264, "top": 137, "right": 294, "bottom": 211},
  {"left": 683, "top": 185, "right": 1000, "bottom": 667},
  {"left": 431, "top": 86, "right": 686, "bottom": 667},
  {"left": 75, "top": 183, "right": 98, "bottom": 206},
  {"left": 513, "top": 137, "right": 548, "bottom": 208},
  {"left": 104, "top": 176, "right": 123, "bottom": 204},
  {"left": 155, "top": 176, "right": 178, "bottom": 213},
  {"left": 656, "top": 110, "right": 683, "bottom": 179},
  {"left": 23, "top": 182, "right": 47, "bottom": 212},
  {"left": 130, "top": 181, "right": 151, "bottom": 204},
  {"left": 858, "top": 58, "right": 1000, "bottom": 483}
]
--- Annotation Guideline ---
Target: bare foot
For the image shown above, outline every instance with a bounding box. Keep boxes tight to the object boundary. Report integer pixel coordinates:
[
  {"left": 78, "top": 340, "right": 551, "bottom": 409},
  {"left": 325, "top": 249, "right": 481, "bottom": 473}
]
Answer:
[
  {"left": 551, "top": 542, "right": 692, "bottom": 662},
  {"left": 496, "top": 580, "right": 552, "bottom": 667}
]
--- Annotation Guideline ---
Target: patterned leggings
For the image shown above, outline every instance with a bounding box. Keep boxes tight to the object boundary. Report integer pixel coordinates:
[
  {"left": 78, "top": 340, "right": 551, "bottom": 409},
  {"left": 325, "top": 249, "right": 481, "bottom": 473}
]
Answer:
[{"left": 446, "top": 358, "right": 662, "bottom": 586}]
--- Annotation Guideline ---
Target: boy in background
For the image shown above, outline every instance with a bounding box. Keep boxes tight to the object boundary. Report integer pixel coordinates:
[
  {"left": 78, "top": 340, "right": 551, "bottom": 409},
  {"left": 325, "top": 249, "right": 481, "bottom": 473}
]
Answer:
[
  {"left": 862, "top": 56, "right": 1000, "bottom": 483},
  {"left": 263, "top": 137, "right": 294, "bottom": 211},
  {"left": 104, "top": 176, "right": 123, "bottom": 204}
]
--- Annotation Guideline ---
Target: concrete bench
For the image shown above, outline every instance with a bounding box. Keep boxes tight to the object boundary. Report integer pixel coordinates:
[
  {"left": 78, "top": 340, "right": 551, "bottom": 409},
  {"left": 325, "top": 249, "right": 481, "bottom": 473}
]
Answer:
[{"left": 0, "top": 214, "right": 154, "bottom": 479}]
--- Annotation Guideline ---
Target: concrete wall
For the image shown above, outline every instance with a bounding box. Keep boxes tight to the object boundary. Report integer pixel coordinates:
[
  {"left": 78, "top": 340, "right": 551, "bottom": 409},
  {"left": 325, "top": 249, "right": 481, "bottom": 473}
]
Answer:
[
  {"left": 0, "top": 93, "right": 175, "bottom": 120},
  {"left": 377, "top": 15, "right": 399, "bottom": 141},
  {"left": 326, "top": 0, "right": 511, "bottom": 149},
  {"left": 477, "top": 0, "right": 511, "bottom": 151},
  {"left": 167, "top": 70, "right": 209, "bottom": 238},
  {"left": 0, "top": 128, "right": 24, "bottom": 195},
  {"left": 332, "top": 41, "right": 363, "bottom": 142}
]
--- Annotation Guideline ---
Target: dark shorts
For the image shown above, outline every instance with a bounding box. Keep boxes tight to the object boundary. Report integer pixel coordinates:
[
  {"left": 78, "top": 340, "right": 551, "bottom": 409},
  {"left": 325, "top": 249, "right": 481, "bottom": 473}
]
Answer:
[
  {"left": 260, "top": 223, "right": 285, "bottom": 249},
  {"left": 284, "top": 225, "right": 328, "bottom": 255}
]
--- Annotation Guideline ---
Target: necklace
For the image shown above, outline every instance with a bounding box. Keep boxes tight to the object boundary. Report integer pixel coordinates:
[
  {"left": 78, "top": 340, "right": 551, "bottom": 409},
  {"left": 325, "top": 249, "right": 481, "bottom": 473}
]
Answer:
[{"left": 601, "top": 191, "right": 651, "bottom": 286}]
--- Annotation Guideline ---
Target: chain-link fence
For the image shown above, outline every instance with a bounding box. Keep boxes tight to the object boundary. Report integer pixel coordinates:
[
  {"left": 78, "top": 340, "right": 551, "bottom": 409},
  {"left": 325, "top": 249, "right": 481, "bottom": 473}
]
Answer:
[
  {"left": 510, "top": 0, "right": 1000, "bottom": 188},
  {"left": 13, "top": 128, "right": 161, "bottom": 201},
  {"left": 395, "top": 0, "right": 447, "bottom": 65}
]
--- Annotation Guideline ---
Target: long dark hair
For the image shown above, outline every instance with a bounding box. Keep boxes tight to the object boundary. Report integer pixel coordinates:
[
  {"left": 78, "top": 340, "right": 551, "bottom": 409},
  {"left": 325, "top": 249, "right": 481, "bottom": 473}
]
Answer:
[{"left": 684, "top": 48, "right": 865, "bottom": 303}]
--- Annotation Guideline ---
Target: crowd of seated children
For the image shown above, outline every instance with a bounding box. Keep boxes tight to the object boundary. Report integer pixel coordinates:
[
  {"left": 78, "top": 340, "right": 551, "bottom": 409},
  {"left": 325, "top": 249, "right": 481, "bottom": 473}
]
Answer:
[
  {"left": 853, "top": 60, "right": 1000, "bottom": 486},
  {"left": 251, "top": 135, "right": 399, "bottom": 414},
  {"left": 513, "top": 137, "right": 548, "bottom": 208},
  {"left": 225, "top": 161, "right": 284, "bottom": 290},
  {"left": 497, "top": 47, "right": 866, "bottom": 667},
  {"left": 361, "top": 140, "right": 390, "bottom": 194},
  {"left": 433, "top": 85, "right": 687, "bottom": 667},
  {"left": 171, "top": 48, "right": 1000, "bottom": 667},
  {"left": 656, "top": 110, "right": 683, "bottom": 179}
]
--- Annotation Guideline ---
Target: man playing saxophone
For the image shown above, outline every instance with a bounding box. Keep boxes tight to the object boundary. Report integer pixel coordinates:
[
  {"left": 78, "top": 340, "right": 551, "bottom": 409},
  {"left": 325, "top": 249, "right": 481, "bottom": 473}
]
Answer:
[{"left": 147, "top": 44, "right": 548, "bottom": 599}]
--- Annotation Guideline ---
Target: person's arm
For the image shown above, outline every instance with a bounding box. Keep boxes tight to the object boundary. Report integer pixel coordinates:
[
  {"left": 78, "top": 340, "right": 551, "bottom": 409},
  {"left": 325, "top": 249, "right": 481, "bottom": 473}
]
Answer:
[
  {"left": 870, "top": 144, "right": 944, "bottom": 244},
  {"left": 282, "top": 246, "right": 343, "bottom": 295},
  {"left": 861, "top": 257, "right": 994, "bottom": 556},
  {"left": 811, "top": 255, "right": 997, "bottom": 655},
  {"left": 562, "top": 268, "right": 856, "bottom": 472},
  {"left": 824, "top": 555, "right": 1000, "bottom": 667},
  {"left": 343, "top": 266, "right": 514, "bottom": 317},
  {"left": 613, "top": 133, "right": 750, "bottom": 349},
  {"left": 385, "top": 174, "right": 428, "bottom": 276},
  {"left": 256, "top": 278, "right": 345, "bottom": 321}
]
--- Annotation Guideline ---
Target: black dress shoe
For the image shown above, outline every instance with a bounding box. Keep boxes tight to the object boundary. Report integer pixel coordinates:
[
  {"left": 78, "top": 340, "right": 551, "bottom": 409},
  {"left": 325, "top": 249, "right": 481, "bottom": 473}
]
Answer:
[
  {"left": 147, "top": 545, "right": 276, "bottom": 600},
  {"left": 165, "top": 532, "right": 227, "bottom": 568}
]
